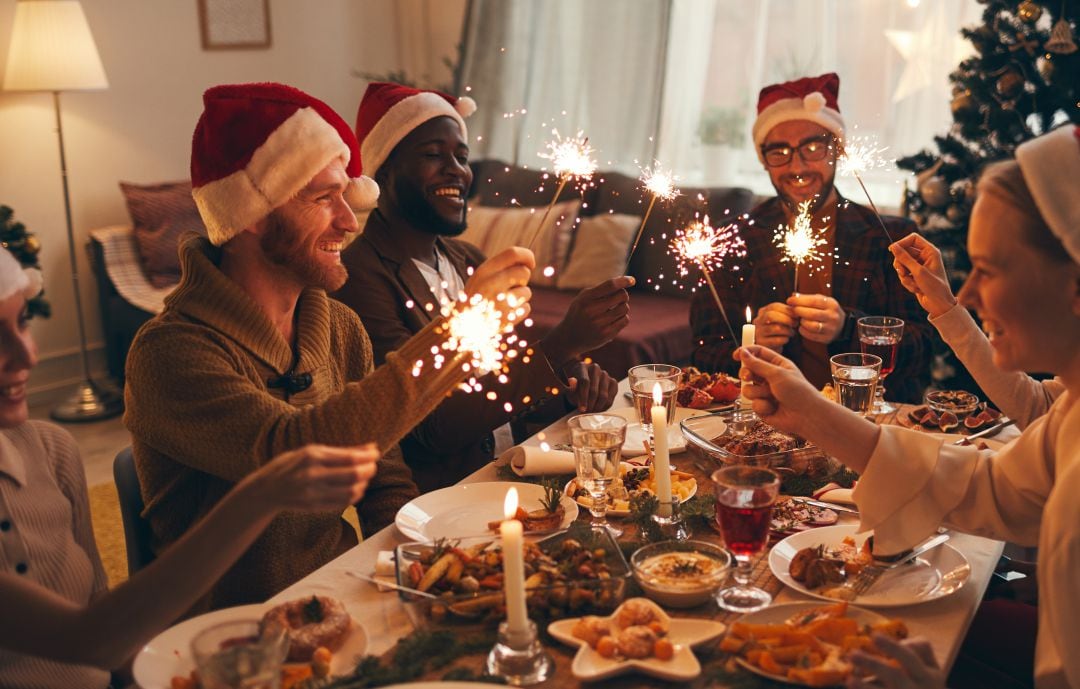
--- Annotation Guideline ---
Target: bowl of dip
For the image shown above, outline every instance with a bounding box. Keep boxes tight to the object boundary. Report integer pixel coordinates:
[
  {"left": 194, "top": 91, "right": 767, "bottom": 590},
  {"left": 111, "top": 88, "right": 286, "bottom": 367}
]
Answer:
[{"left": 630, "top": 540, "right": 732, "bottom": 608}]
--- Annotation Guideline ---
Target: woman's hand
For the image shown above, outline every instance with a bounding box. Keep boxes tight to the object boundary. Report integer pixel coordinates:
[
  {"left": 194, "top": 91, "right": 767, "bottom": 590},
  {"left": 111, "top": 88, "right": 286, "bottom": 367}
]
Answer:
[
  {"left": 465, "top": 247, "right": 535, "bottom": 327},
  {"left": 736, "top": 345, "right": 824, "bottom": 437},
  {"left": 889, "top": 234, "right": 957, "bottom": 318},
  {"left": 246, "top": 444, "right": 379, "bottom": 512},
  {"left": 847, "top": 635, "right": 946, "bottom": 689}
]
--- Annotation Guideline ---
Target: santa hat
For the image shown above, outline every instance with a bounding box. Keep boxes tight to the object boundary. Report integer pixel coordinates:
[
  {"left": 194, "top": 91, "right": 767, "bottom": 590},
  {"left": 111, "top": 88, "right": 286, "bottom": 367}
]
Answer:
[
  {"left": 752, "top": 72, "right": 845, "bottom": 163},
  {"left": 190, "top": 82, "right": 379, "bottom": 246},
  {"left": 0, "top": 246, "right": 43, "bottom": 302},
  {"left": 355, "top": 81, "right": 477, "bottom": 177},
  {"left": 1016, "top": 125, "right": 1080, "bottom": 264}
]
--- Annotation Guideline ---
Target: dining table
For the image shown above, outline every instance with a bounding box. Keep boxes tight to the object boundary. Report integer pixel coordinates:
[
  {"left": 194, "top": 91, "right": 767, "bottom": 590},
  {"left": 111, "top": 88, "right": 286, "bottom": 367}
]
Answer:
[{"left": 267, "top": 378, "right": 1014, "bottom": 687}]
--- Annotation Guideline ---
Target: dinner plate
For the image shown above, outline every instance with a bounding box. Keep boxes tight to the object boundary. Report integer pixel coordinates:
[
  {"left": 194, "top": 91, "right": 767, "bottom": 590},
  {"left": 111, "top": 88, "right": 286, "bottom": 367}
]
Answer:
[
  {"left": 565, "top": 463, "right": 697, "bottom": 517},
  {"left": 768, "top": 524, "right": 971, "bottom": 607},
  {"left": 132, "top": 603, "right": 367, "bottom": 689},
  {"left": 730, "top": 602, "right": 888, "bottom": 686},
  {"left": 606, "top": 406, "right": 711, "bottom": 457},
  {"left": 394, "top": 481, "right": 579, "bottom": 542},
  {"left": 548, "top": 599, "right": 727, "bottom": 681}
]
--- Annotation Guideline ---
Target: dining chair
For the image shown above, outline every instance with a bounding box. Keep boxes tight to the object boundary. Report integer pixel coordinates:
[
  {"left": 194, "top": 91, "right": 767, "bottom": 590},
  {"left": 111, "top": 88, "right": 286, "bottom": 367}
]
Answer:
[{"left": 112, "top": 446, "right": 156, "bottom": 575}]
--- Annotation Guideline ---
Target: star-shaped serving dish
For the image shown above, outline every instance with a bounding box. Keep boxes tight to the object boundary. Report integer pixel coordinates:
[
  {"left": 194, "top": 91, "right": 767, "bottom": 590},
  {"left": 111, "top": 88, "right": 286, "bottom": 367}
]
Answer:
[{"left": 547, "top": 598, "right": 727, "bottom": 681}]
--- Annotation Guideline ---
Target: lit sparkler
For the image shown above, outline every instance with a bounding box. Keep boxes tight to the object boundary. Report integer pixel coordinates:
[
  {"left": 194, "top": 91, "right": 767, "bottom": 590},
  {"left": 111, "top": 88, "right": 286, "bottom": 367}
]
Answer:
[
  {"left": 669, "top": 216, "right": 746, "bottom": 344},
  {"left": 838, "top": 135, "right": 893, "bottom": 242},
  {"left": 524, "top": 130, "right": 598, "bottom": 251},
  {"left": 625, "top": 163, "right": 680, "bottom": 273},
  {"left": 773, "top": 201, "right": 827, "bottom": 294}
]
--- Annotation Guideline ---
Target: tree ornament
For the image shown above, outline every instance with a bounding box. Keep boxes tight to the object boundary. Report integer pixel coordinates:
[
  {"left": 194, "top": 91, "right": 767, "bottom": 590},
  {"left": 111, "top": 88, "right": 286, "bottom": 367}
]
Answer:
[
  {"left": 1008, "top": 31, "right": 1040, "bottom": 56},
  {"left": 1037, "top": 54, "right": 1055, "bottom": 81},
  {"left": 1046, "top": 17, "right": 1078, "bottom": 54},
  {"left": 946, "top": 204, "right": 966, "bottom": 223},
  {"left": 919, "top": 176, "right": 950, "bottom": 208},
  {"left": 1017, "top": 1, "right": 1042, "bottom": 23},
  {"left": 995, "top": 68, "right": 1025, "bottom": 98},
  {"left": 25, "top": 235, "right": 41, "bottom": 254},
  {"left": 951, "top": 91, "right": 975, "bottom": 115}
]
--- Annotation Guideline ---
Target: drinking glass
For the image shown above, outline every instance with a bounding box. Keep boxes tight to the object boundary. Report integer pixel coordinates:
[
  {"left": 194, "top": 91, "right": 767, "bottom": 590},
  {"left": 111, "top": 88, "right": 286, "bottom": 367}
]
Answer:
[
  {"left": 191, "top": 619, "right": 289, "bottom": 689},
  {"left": 628, "top": 364, "right": 682, "bottom": 436},
  {"left": 829, "top": 353, "right": 882, "bottom": 417},
  {"left": 712, "top": 466, "right": 781, "bottom": 612},
  {"left": 569, "top": 413, "right": 627, "bottom": 537},
  {"left": 858, "top": 316, "right": 904, "bottom": 415}
]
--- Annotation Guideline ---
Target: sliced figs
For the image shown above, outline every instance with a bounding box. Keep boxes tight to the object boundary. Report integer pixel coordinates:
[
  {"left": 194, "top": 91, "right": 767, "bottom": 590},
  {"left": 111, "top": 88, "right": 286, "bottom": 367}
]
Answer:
[{"left": 938, "top": 411, "right": 960, "bottom": 432}]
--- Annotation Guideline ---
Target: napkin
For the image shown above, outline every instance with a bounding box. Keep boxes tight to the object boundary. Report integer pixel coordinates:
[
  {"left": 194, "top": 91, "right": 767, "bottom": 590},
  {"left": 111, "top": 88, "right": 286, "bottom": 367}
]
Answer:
[
  {"left": 813, "top": 483, "right": 856, "bottom": 506},
  {"left": 501, "top": 445, "right": 575, "bottom": 476},
  {"left": 372, "top": 550, "right": 396, "bottom": 592}
]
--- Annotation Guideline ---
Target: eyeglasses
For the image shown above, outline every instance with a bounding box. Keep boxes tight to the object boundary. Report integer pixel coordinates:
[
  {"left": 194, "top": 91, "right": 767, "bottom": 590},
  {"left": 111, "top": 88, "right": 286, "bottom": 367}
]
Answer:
[{"left": 761, "top": 136, "right": 834, "bottom": 168}]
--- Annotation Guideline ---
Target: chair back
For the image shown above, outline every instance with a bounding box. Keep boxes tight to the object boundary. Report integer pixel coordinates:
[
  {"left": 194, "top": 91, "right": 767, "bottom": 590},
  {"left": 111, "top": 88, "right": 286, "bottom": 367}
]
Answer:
[{"left": 112, "top": 447, "right": 156, "bottom": 575}]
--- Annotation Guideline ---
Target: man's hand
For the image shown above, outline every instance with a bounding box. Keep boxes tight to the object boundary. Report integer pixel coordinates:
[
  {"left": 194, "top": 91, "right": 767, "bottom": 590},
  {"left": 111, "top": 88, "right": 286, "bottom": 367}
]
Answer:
[
  {"left": 787, "top": 293, "right": 846, "bottom": 343},
  {"left": 848, "top": 635, "right": 946, "bottom": 689},
  {"left": 754, "top": 302, "right": 798, "bottom": 351},
  {"left": 889, "top": 234, "right": 957, "bottom": 318},
  {"left": 562, "top": 361, "right": 619, "bottom": 412},
  {"left": 736, "top": 345, "right": 827, "bottom": 437},
  {"left": 541, "top": 276, "right": 634, "bottom": 366},
  {"left": 465, "top": 247, "right": 536, "bottom": 326},
  {"left": 249, "top": 444, "right": 379, "bottom": 511}
]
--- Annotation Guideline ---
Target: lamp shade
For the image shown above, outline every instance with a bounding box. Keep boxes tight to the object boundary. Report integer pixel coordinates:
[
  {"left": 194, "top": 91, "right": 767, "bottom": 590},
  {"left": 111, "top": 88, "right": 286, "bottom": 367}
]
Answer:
[{"left": 3, "top": 0, "right": 108, "bottom": 92}]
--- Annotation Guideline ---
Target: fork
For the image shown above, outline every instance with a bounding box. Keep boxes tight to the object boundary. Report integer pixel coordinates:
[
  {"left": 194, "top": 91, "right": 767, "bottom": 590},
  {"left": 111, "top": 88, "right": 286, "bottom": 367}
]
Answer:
[{"left": 843, "top": 533, "right": 951, "bottom": 597}]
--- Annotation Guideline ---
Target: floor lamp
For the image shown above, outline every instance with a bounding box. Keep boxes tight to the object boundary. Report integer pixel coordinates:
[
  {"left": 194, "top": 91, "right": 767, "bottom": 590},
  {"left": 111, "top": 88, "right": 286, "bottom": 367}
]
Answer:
[{"left": 3, "top": 0, "right": 122, "bottom": 421}]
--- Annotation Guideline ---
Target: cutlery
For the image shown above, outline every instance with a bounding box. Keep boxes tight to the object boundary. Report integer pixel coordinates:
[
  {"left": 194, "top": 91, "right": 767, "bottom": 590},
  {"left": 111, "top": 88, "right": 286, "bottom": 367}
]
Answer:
[
  {"left": 789, "top": 496, "right": 860, "bottom": 516},
  {"left": 846, "top": 533, "right": 951, "bottom": 597},
  {"left": 953, "top": 418, "right": 1016, "bottom": 445},
  {"left": 345, "top": 571, "right": 441, "bottom": 599}
]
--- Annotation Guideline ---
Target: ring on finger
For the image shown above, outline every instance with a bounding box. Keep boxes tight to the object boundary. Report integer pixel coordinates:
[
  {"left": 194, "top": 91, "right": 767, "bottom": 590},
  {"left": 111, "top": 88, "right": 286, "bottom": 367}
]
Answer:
[{"left": 817, "top": 320, "right": 824, "bottom": 334}]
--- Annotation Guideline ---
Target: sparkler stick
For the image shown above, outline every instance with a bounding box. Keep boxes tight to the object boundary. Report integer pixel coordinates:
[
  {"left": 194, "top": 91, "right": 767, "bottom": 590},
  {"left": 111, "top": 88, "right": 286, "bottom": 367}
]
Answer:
[
  {"left": 838, "top": 135, "right": 893, "bottom": 243},
  {"left": 625, "top": 164, "right": 679, "bottom": 272},
  {"left": 670, "top": 216, "right": 746, "bottom": 345},
  {"left": 524, "top": 130, "right": 598, "bottom": 252},
  {"left": 773, "top": 201, "right": 827, "bottom": 295}
]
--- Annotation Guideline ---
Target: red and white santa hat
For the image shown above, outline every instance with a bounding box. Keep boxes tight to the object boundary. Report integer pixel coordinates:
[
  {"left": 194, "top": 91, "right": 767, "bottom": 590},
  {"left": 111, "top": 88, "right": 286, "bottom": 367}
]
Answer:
[
  {"left": 1015, "top": 124, "right": 1080, "bottom": 264},
  {"left": 190, "top": 82, "right": 379, "bottom": 246},
  {"left": 752, "top": 72, "right": 846, "bottom": 163},
  {"left": 354, "top": 81, "right": 477, "bottom": 177}
]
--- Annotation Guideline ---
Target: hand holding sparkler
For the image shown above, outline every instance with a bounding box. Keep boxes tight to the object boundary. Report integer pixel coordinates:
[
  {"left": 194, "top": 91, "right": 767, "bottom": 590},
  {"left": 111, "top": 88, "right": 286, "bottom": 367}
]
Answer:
[
  {"left": 524, "top": 130, "right": 598, "bottom": 252},
  {"left": 838, "top": 135, "right": 893, "bottom": 242},
  {"left": 669, "top": 216, "right": 746, "bottom": 344},
  {"left": 624, "top": 163, "right": 680, "bottom": 273},
  {"left": 463, "top": 246, "right": 536, "bottom": 328}
]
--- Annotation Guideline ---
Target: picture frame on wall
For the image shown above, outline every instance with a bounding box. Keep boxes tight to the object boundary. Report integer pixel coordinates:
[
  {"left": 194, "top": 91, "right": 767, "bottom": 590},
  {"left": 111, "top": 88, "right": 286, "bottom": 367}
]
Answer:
[{"left": 198, "top": 0, "right": 272, "bottom": 50}]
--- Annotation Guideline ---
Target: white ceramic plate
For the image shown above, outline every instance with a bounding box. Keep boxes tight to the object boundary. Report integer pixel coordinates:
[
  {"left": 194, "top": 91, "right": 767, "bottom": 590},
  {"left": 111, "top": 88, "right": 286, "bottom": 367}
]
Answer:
[
  {"left": 730, "top": 602, "right": 888, "bottom": 686},
  {"left": 769, "top": 524, "right": 971, "bottom": 607},
  {"left": 565, "top": 463, "right": 698, "bottom": 517},
  {"left": 606, "top": 406, "right": 710, "bottom": 457},
  {"left": 133, "top": 603, "right": 367, "bottom": 689},
  {"left": 394, "top": 481, "right": 579, "bottom": 542},
  {"left": 548, "top": 598, "right": 727, "bottom": 681}
]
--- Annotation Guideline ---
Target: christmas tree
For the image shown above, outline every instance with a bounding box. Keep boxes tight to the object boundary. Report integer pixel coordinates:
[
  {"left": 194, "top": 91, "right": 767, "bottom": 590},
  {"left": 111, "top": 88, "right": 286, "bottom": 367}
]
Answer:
[
  {"left": 897, "top": 0, "right": 1078, "bottom": 289},
  {"left": 0, "top": 205, "right": 50, "bottom": 318}
]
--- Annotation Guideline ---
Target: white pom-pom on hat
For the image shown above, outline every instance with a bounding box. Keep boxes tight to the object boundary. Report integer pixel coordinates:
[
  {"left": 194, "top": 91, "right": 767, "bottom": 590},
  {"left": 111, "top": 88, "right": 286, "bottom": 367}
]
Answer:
[
  {"left": 345, "top": 175, "right": 380, "bottom": 212},
  {"left": 456, "top": 96, "right": 477, "bottom": 118},
  {"left": 803, "top": 92, "right": 826, "bottom": 112}
]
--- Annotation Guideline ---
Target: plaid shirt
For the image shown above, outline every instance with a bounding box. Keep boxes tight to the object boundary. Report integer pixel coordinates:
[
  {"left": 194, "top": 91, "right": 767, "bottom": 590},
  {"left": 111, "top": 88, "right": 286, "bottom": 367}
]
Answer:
[{"left": 690, "top": 195, "right": 935, "bottom": 403}]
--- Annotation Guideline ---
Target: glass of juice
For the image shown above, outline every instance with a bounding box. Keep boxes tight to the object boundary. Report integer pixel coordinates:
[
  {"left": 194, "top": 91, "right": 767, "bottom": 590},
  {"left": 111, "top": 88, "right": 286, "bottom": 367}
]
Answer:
[
  {"left": 712, "top": 466, "right": 781, "bottom": 612},
  {"left": 857, "top": 316, "right": 904, "bottom": 415}
]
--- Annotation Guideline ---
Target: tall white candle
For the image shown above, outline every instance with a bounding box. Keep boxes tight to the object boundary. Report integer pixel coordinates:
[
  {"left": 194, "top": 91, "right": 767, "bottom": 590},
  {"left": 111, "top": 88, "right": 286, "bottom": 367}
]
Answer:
[
  {"left": 651, "top": 382, "right": 673, "bottom": 517},
  {"left": 741, "top": 306, "right": 756, "bottom": 404},
  {"left": 501, "top": 488, "right": 529, "bottom": 634}
]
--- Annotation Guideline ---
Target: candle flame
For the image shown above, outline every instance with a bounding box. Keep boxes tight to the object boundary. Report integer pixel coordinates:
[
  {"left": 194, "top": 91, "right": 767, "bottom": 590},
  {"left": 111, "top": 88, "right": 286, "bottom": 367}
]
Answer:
[
  {"left": 504, "top": 486, "right": 519, "bottom": 518},
  {"left": 746, "top": 305, "right": 752, "bottom": 323},
  {"left": 639, "top": 163, "right": 679, "bottom": 201},
  {"left": 773, "top": 201, "right": 827, "bottom": 270},
  {"left": 652, "top": 381, "right": 663, "bottom": 406},
  {"left": 540, "top": 129, "right": 597, "bottom": 182}
]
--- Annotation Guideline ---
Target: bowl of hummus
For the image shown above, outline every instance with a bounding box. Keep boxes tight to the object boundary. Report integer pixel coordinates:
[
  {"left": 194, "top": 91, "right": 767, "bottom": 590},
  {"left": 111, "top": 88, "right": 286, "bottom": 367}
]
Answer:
[{"left": 630, "top": 541, "right": 732, "bottom": 608}]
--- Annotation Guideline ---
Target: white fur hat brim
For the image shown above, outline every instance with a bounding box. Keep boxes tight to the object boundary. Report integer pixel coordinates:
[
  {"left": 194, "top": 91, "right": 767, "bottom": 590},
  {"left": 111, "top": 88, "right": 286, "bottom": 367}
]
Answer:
[
  {"left": 1016, "top": 125, "right": 1080, "bottom": 264},
  {"left": 752, "top": 92, "right": 845, "bottom": 164},
  {"left": 361, "top": 92, "right": 475, "bottom": 178}
]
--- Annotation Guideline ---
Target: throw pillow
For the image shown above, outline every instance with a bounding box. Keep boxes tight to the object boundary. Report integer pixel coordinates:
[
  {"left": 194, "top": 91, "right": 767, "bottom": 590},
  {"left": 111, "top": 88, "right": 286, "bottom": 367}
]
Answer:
[
  {"left": 119, "top": 181, "right": 207, "bottom": 288},
  {"left": 556, "top": 213, "right": 639, "bottom": 290},
  {"left": 459, "top": 199, "right": 581, "bottom": 288}
]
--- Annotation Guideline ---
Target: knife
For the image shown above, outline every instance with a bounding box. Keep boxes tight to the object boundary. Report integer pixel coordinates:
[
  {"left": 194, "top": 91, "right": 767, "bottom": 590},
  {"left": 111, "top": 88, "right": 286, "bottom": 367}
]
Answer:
[
  {"left": 872, "top": 532, "right": 951, "bottom": 568},
  {"left": 790, "top": 496, "right": 860, "bottom": 516},
  {"left": 953, "top": 417, "right": 1016, "bottom": 445}
]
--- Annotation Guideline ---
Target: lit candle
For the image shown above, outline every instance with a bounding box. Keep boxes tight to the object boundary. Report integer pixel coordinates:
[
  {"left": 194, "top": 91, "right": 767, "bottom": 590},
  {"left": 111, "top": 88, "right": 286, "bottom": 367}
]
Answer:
[
  {"left": 741, "top": 306, "right": 756, "bottom": 404},
  {"left": 651, "top": 382, "right": 673, "bottom": 517},
  {"left": 501, "top": 488, "right": 528, "bottom": 634}
]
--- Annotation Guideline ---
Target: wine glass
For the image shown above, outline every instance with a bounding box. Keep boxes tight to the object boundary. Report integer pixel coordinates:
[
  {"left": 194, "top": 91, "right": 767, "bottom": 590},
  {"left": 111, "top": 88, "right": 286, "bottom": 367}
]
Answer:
[
  {"left": 627, "top": 364, "right": 682, "bottom": 436},
  {"left": 712, "top": 466, "right": 781, "bottom": 612},
  {"left": 857, "top": 316, "right": 904, "bottom": 415},
  {"left": 569, "top": 413, "right": 627, "bottom": 537}
]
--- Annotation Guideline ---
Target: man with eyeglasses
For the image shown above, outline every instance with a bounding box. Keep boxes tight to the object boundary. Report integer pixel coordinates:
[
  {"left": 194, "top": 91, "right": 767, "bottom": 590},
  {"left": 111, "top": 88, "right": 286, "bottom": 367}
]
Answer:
[{"left": 690, "top": 73, "right": 933, "bottom": 402}]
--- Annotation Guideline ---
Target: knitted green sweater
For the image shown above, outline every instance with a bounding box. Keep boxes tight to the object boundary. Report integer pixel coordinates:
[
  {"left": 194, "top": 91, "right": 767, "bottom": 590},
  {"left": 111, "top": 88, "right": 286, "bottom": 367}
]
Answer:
[{"left": 124, "top": 236, "right": 471, "bottom": 609}]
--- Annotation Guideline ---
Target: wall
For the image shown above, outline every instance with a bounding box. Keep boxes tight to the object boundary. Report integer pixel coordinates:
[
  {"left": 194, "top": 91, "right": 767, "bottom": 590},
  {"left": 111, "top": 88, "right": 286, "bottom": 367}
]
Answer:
[{"left": 0, "top": 0, "right": 465, "bottom": 397}]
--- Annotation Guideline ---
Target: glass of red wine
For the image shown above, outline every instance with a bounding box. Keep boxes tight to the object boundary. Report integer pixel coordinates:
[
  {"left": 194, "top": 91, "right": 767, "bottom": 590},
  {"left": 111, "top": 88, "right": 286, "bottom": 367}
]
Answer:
[
  {"left": 712, "top": 466, "right": 781, "bottom": 612},
  {"left": 857, "top": 316, "right": 904, "bottom": 415}
]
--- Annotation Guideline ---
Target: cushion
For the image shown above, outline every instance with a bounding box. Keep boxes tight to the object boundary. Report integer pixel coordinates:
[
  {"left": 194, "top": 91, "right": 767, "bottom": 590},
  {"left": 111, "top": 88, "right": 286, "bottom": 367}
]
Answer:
[
  {"left": 460, "top": 200, "right": 581, "bottom": 287},
  {"left": 119, "top": 181, "right": 207, "bottom": 288},
  {"left": 556, "top": 212, "right": 639, "bottom": 290}
]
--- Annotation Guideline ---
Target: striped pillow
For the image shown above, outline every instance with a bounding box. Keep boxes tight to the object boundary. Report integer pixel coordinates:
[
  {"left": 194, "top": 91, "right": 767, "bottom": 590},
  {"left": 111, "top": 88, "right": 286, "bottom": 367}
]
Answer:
[
  {"left": 119, "top": 181, "right": 207, "bottom": 288},
  {"left": 459, "top": 200, "right": 580, "bottom": 287}
]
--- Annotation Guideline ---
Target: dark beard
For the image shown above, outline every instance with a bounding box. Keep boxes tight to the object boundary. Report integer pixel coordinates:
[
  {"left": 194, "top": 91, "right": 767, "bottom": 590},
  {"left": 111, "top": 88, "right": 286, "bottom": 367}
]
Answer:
[
  {"left": 394, "top": 175, "right": 468, "bottom": 237},
  {"left": 260, "top": 212, "right": 347, "bottom": 292}
]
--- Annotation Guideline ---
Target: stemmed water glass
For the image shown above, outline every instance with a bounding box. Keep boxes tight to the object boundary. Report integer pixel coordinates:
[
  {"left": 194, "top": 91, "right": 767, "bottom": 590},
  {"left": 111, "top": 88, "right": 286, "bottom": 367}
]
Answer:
[
  {"left": 569, "top": 413, "right": 627, "bottom": 537},
  {"left": 627, "top": 364, "right": 682, "bottom": 436},
  {"left": 857, "top": 316, "right": 904, "bottom": 415},
  {"left": 712, "top": 466, "right": 781, "bottom": 613}
]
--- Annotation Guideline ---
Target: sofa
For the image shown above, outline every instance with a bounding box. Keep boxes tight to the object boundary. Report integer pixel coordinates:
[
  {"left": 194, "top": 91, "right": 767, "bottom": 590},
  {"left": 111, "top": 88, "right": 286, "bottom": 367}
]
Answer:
[{"left": 89, "top": 167, "right": 754, "bottom": 382}]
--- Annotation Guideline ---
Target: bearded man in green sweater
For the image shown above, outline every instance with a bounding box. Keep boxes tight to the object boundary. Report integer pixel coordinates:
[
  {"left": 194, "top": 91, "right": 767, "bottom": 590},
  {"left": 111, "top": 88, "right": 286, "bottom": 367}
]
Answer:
[{"left": 123, "top": 83, "right": 536, "bottom": 610}]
